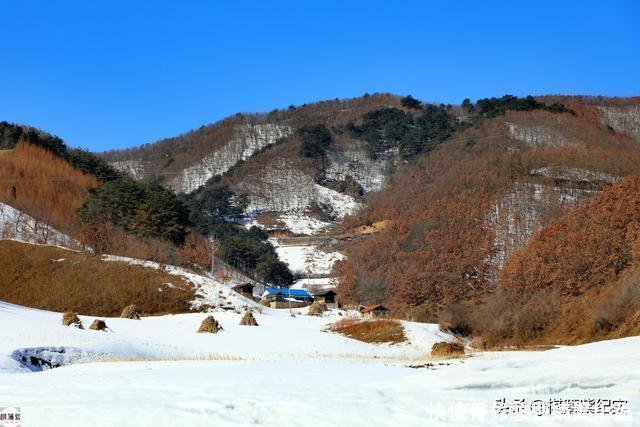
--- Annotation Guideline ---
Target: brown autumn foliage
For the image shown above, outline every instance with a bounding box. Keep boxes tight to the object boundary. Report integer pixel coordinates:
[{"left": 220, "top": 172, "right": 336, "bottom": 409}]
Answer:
[
  {"left": 329, "top": 319, "right": 406, "bottom": 344},
  {"left": 336, "top": 104, "right": 640, "bottom": 329},
  {"left": 475, "top": 172, "right": 640, "bottom": 345},
  {"left": 0, "top": 141, "right": 97, "bottom": 235},
  {"left": 0, "top": 240, "right": 196, "bottom": 316}
]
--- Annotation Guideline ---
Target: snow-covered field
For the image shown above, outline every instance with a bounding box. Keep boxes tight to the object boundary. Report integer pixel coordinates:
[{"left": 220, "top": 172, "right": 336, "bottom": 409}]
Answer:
[{"left": 0, "top": 300, "right": 638, "bottom": 426}]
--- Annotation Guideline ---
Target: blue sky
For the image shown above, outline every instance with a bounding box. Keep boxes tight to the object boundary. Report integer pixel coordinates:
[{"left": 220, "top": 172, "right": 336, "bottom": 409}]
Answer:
[{"left": 1, "top": 1, "right": 639, "bottom": 151}]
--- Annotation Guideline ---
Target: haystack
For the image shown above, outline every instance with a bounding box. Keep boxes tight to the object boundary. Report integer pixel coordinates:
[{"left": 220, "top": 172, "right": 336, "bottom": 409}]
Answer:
[
  {"left": 431, "top": 341, "right": 465, "bottom": 358},
  {"left": 308, "top": 301, "right": 327, "bottom": 316},
  {"left": 120, "top": 304, "right": 141, "bottom": 320},
  {"left": 89, "top": 319, "right": 108, "bottom": 331},
  {"left": 239, "top": 311, "right": 259, "bottom": 326},
  {"left": 197, "top": 316, "right": 222, "bottom": 333},
  {"left": 61, "top": 312, "right": 83, "bottom": 329}
]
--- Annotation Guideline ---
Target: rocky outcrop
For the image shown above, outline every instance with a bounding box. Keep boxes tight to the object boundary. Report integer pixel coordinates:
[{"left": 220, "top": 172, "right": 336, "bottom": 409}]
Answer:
[{"left": 110, "top": 160, "right": 147, "bottom": 180}]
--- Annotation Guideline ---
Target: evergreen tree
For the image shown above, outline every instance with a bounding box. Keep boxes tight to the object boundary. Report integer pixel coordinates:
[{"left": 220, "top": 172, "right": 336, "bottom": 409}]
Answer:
[
  {"left": 400, "top": 95, "right": 422, "bottom": 110},
  {"left": 298, "top": 124, "right": 332, "bottom": 159}
]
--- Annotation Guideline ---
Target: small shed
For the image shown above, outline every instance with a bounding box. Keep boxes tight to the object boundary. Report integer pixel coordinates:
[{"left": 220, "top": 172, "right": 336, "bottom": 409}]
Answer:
[
  {"left": 233, "top": 283, "right": 255, "bottom": 300},
  {"left": 314, "top": 290, "right": 337, "bottom": 305},
  {"left": 360, "top": 304, "right": 389, "bottom": 319}
]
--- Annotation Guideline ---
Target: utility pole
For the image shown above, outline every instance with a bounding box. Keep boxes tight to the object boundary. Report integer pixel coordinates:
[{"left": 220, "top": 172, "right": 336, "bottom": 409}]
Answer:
[{"left": 208, "top": 233, "right": 217, "bottom": 277}]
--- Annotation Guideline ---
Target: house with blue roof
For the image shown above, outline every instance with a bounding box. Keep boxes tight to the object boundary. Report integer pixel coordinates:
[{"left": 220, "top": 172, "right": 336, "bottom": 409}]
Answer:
[{"left": 261, "top": 287, "right": 314, "bottom": 308}]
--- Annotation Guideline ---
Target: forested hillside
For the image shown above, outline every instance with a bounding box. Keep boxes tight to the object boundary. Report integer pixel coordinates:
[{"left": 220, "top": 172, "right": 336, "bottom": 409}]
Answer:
[
  {"left": 335, "top": 96, "right": 640, "bottom": 336},
  {"left": 101, "top": 94, "right": 458, "bottom": 234},
  {"left": 477, "top": 171, "right": 640, "bottom": 345},
  {"left": 0, "top": 122, "right": 292, "bottom": 284},
  {"left": 0, "top": 141, "right": 97, "bottom": 239}
]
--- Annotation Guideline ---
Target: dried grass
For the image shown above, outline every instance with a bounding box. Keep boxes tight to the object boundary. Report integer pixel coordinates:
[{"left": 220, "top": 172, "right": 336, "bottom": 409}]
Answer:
[
  {"left": 197, "top": 316, "right": 222, "bottom": 333},
  {"left": 431, "top": 341, "right": 465, "bottom": 358},
  {"left": 89, "top": 319, "right": 108, "bottom": 331},
  {"left": 0, "top": 240, "right": 196, "bottom": 316},
  {"left": 239, "top": 311, "right": 258, "bottom": 326},
  {"left": 61, "top": 312, "right": 83, "bottom": 329},
  {"left": 120, "top": 304, "right": 141, "bottom": 320},
  {"left": 329, "top": 319, "right": 406, "bottom": 344}
]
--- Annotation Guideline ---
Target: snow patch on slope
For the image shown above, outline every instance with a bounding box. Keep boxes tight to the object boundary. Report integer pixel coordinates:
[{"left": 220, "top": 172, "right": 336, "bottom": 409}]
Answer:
[
  {"left": 314, "top": 183, "right": 361, "bottom": 219},
  {"left": 169, "top": 123, "right": 292, "bottom": 193},
  {"left": 0, "top": 202, "right": 82, "bottom": 249},
  {"left": 272, "top": 240, "right": 345, "bottom": 275},
  {"left": 598, "top": 105, "right": 640, "bottom": 139},
  {"left": 240, "top": 160, "right": 362, "bottom": 234},
  {"left": 100, "top": 254, "right": 259, "bottom": 312},
  {"left": 506, "top": 122, "right": 571, "bottom": 147},
  {"left": 530, "top": 167, "right": 621, "bottom": 185},
  {"left": 486, "top": 182, "right": 596, "bottom": 272},
  {"left": 109, "top": 159, "right": 146, "bottom": 179},
  {"left": 277, "top": 213, "right": 332, "bottom": 235},
  {"left": 325, "top": 142, "right": 390, "bottom": 192}
]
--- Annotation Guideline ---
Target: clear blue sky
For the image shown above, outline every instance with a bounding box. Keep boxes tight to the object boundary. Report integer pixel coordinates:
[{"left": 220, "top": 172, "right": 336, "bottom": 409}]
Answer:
[{"left": 1, "top": 0, "right": 639, "bottom": 151}]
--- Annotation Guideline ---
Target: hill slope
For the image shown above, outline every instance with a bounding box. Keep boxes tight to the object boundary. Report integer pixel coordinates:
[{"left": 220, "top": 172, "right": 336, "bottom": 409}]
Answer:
[
  {"left": 0, "top": 142, "right": 97, "bottom": 238},
  {"left": 0, "top": 240, "right": 257, "bottom": 317},
  {"left": 335, "top": 97, "right": 640, "bottom": 326},
  {"left": 478, "top": 171, "right": 640, "bottom": 345},
  {"left": 100, "top": 94, "right": 414, "bottom": 233}
]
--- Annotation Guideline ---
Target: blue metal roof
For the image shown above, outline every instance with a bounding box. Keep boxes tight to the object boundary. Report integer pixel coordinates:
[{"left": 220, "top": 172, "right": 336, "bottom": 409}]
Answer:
[{"left": 264, "top": 287, "right": 312, "bottom": 298}]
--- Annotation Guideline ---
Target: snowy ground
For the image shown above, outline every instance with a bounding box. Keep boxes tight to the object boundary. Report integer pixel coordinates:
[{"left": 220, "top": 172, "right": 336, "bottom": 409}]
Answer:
[
  {"left": 0, "top": 301, "right": 638, "bottom": 426},
  {"left": 0, "top": 202, "right": 81, "bottom": 249},
  {"left": 271, "top": 239, "right": 344, "bottom": 276}
]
